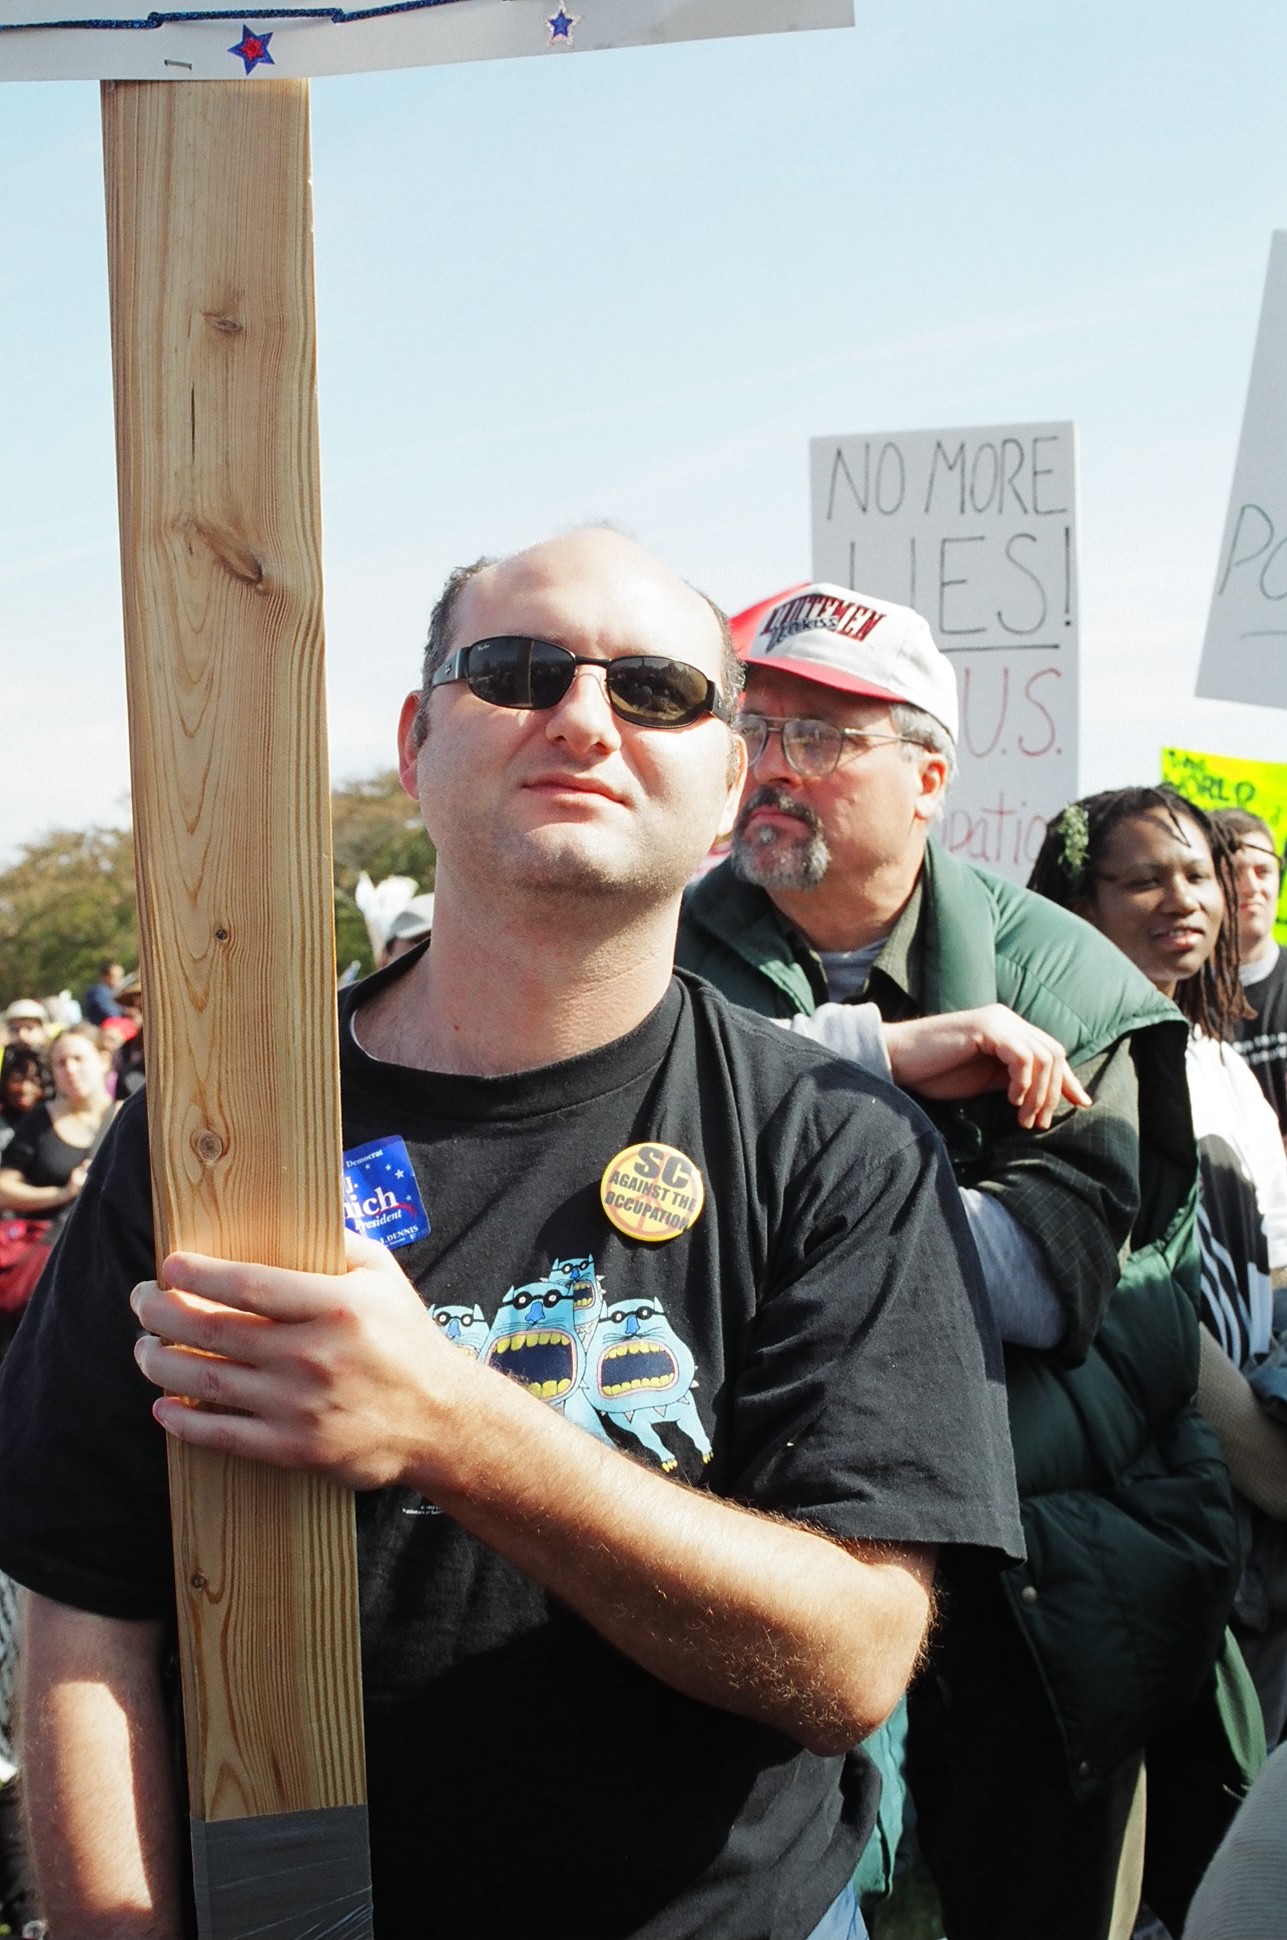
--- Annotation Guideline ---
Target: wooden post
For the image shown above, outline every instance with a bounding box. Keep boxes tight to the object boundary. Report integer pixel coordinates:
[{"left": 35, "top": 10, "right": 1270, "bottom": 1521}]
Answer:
[{"left": 101, "top": 77, "right": 369, "bottom": 1926}]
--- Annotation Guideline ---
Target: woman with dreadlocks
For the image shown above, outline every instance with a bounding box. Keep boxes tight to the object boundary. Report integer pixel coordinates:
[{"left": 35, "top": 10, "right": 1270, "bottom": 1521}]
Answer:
[{"left": 1032, "top": 785, "right": 1287, "bottom": 1746}]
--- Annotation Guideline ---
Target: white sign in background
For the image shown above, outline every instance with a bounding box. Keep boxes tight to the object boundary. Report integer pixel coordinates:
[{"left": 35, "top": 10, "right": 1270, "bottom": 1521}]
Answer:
[
  {"left": 810, "top": 422, "right": 1079, "bottom": 882},
  {"left": 0, "top": 0, "right": 852, "bottom": 82},
  {"left": 1196, "top": 232, "right": 1287, "bottom": 710}
]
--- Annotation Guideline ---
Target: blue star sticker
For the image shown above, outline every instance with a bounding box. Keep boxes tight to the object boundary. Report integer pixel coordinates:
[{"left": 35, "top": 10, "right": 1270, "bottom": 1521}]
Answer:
[
  {"left": 546, "top": 8, "right": 579, "bottom": 43},
  {"left": 229, "top": 24, "right": 274, "bottom": 74}
]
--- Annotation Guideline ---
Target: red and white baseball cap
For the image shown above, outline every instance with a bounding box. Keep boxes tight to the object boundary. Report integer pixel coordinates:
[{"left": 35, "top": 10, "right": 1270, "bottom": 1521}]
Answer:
[{"left": 735, "top": 583, "right": 958, "bottom": 743}]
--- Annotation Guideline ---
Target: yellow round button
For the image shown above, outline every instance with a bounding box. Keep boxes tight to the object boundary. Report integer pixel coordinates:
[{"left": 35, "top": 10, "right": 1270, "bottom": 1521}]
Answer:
[{"left": 600, "top": 1142, "right": 705, "bottom": 1243}]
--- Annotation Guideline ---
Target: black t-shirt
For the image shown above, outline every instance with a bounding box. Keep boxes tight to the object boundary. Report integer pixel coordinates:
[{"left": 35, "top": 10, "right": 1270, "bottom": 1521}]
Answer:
[
  {"left": 2, "top": 1102, "right": 82, "bottom": 1188},
  {"left": 1234, "top": 949, "right": 1287, "bottom": 1136},
  {"left": 0, "top": 969, "right": 1020, "bottom": 1940}
]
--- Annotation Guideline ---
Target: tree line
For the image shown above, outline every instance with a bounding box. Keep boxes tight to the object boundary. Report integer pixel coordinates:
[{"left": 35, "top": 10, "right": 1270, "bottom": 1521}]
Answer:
[{"left": 0, "top": 771, "right": 435, "bottom": 1003}]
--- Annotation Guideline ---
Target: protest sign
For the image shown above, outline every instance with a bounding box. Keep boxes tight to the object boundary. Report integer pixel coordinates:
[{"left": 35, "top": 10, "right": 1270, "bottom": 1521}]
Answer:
[
  {"left": 1196, "top": 233, "right": 1287, "bottom": 709},
  {"left": 1162, "top": 744, "right": 1287, "bottom": 941},
  {"left": 0, "top": 0, "right": 852, "bottom": 81},
  {"left": 811, "top": 422, "right": 1078, "bottom": 882}
]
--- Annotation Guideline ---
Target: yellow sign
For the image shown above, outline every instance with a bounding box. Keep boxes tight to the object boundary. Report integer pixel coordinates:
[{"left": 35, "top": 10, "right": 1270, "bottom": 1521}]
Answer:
[
  {"left": 1161, "top": 745, "right": 1287, "bottom": 942},
  {"left": 600, "top": 1142, "right": 705, "bottom": 1244}
]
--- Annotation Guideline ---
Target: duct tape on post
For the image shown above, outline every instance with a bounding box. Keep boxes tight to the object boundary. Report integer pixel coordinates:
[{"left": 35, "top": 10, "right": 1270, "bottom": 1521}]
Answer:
[{"left": 190, "top": 1805, "right": 374, "bottom": 1940}]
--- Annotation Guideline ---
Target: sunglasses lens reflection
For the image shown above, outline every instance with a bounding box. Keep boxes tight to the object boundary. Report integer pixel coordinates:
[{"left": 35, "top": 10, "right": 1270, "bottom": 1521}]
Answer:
[
  {"left": 466, "top": 639, "right": 543, "bottom": 709},
  {"left": 609, "top": 657, "right": 710, "bottom": 726}
]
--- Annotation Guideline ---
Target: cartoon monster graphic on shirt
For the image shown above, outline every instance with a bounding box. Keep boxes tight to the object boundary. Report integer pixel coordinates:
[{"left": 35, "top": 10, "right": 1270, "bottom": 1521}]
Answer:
[
  {"left": 549, "top": 1254, "right": 605, "bottom": 1350},
  {"left": 409, "top": 1259, "right": 711, "bottom": 1485},
  {"left": 587, "top": 1296, "right": 712, "bottom": 1471},
  {"left": 429, "top": 1301, "right": 487, "bottom": 1358},
  {"left": 482, "top": 1274, "right": 608, "bottom": 1441}
]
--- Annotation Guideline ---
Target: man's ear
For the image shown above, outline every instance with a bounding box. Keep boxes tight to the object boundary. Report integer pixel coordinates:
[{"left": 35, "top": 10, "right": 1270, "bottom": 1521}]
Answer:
[
  {"left": 396, "top": 691, "right": 424, "bottom": 800},
  {"left": 913, "top": 747, "right": 951, "bottom": 825},
  {"left": 715, "top": 730, "right": 749, "bottom": 842}
]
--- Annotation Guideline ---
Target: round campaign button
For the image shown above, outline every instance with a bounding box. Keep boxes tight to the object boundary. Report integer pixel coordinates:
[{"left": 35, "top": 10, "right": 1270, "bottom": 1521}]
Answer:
[{"left": 600, "top": 1142, "right": 705, "bottom": 1244}]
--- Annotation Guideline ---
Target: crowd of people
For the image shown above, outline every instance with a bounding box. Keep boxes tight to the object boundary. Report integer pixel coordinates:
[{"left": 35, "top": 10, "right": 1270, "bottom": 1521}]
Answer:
[
  {"left": 0, "top": 968, "right": 146, "bottom": 1926},
  {"left": 0, "top": 975, "right": 144, "bottom": 1359},
  {"left": 680, "top": 585, "right": 1287, "bottom": 1937},
  {"left": 0, "top": 534, "right": 1283, "bottom": 1939}
]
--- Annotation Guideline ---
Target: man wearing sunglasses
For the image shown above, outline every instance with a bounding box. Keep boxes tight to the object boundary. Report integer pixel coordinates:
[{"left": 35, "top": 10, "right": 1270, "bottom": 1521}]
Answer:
[
  {"left": 0, "top": 531, "right": 1023, "bottom": 1940},
  {"left": 677, "top": 582, "right": 1247, "bottom": 1940}
]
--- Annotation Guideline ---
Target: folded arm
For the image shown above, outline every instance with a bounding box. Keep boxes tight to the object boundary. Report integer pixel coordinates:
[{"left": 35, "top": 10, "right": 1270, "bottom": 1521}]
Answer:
[
  {"left": 780, "top": 1002, "right": 1090, "bottom": 1131},
  {"left": 781, "top": 1002, "right": 1093, "bottom": 1348},
  {"left": 959, "top": 1039, "right": 1143, "bottom": 1362},
  {"left": 0, "top": 1163, "right": 85, "bottom": 1215}
]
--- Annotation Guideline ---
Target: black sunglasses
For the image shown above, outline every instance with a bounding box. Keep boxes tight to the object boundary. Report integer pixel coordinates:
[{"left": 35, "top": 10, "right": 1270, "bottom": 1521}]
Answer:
[{"left": 429, "top": 637, "right": 734, "bottom": 729}]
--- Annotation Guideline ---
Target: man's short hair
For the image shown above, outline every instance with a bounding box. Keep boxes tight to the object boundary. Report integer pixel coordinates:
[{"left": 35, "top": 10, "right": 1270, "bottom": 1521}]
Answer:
[
  {"left": 410, "top": 548, "right": 744, "bottom": 749},
  {"left": 1210, "top": 806, "right": 1282, "bottom": 864}
]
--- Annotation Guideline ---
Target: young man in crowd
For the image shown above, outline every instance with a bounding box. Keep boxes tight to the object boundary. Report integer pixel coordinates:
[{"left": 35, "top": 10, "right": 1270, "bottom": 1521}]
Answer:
[
  {"left": 0, "top": 531, "right": 1022, "bottom": 1940},
  {"left": 1213, "top": 807, "right": 1287, "bottom": 1143},
  {"left": 80, "top": 960, "right": 125, "bottom": 1027},
  {"left": 678, "top": 583, "right": 1247, "bottom": 1940}
]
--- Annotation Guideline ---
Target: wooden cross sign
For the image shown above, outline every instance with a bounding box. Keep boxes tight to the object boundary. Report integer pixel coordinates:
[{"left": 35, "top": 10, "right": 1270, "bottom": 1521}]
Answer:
[{"left": 2, "top": 4, "right": 851, "bottom": 1934}]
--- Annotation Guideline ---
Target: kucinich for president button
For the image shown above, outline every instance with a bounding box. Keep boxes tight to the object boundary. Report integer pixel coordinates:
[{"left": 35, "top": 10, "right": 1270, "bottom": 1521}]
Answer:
[
  {"left": 600, "top": 1142, "right": 704, "bottom": 1243},
  {"left": 342, "top": 1135, "right": 430, "bottom": 1250}
]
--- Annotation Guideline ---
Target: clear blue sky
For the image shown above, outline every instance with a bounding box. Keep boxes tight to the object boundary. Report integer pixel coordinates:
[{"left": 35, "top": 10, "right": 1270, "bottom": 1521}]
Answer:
[{"left": 2, "top": 0, "right": 1285, "bottom": 862}]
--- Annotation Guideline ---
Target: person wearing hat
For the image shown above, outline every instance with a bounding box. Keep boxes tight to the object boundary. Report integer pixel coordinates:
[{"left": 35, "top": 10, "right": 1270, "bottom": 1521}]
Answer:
[
  {"left": 678, "top": 584, "right": 1250, "bottom": 1940},
  {"left": 3, "top": 1002, "right": 49, "bottom": 1054},
  {"left": 380, "top": 891, "right": 435, "bottom": 967}
]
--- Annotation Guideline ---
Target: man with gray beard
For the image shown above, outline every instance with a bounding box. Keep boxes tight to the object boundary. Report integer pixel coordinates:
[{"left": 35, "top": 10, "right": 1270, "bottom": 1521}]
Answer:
[
  {"left": 676, "top": 583, "right": 1250, "bottom": 1940},
  {"left": 680, "top": 585, "right": 959, "bottom": 1012}
]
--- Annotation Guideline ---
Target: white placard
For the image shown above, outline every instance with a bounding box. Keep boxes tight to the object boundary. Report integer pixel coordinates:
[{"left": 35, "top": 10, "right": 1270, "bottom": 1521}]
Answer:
[
  {"left": 1196, "top": 233, "right": 1287, "bottom": 709},
  {"left": 0, "top": 0, "right": 851, "bottom": 81},
  {"left": 811, "top": 422, "right": 1079, "bottom": 883}
]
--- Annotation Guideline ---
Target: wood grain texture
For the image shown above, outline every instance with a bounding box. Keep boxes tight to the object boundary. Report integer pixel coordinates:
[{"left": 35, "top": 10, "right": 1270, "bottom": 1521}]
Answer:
[{"left": 102, "top": 78, "right": 366, "bottom": 1823}]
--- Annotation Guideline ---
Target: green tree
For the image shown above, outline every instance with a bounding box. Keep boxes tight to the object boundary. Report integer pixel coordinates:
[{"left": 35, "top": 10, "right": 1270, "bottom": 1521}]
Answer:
[
  {"left": 0, "top": 772, "right": 434, "bottom": 1004},
  {"left": 0, "top": 824, "right": 138, "bottom": 1006}
]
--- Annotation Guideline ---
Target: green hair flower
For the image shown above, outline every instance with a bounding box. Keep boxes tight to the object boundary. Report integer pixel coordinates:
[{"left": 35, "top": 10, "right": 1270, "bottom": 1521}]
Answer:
[{"left": 1058, "top": 803, "right": 1091, "bottom": 884}]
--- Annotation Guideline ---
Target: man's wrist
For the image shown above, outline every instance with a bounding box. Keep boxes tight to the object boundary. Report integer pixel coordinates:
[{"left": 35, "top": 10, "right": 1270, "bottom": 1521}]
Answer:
[
  {"left": 396, "top": 1335, "right": 503, "bottom": 1502},
  {"left": 409, "top": 1350, "right": 596, "bottom": 1518}
]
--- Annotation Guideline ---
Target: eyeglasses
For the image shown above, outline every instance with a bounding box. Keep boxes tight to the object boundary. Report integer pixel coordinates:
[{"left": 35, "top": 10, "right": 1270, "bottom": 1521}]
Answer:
[
  {"left": 737, "top": 713, "right": 916, "bottom": 779},
  {"left": 429, "top": 637, "right": 734, "bottom": 729}
]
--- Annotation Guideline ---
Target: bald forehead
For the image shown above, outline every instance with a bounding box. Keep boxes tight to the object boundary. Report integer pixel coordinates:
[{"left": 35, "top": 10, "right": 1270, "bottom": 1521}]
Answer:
[{"left": 454, "top": 531, "right": 723, "bottom": 670}]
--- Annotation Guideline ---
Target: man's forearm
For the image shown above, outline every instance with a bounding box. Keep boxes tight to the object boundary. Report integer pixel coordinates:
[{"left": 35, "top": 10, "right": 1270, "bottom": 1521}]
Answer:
[
  {"left": 428, "top": 1368, "right": 935, "bottom": 1755},
  {"left": 135, "top": 1239, "right": 936, "bottom": 1757},
  {"left": 20, "top": 1596, "right": 182, "bottom": 1939}
]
